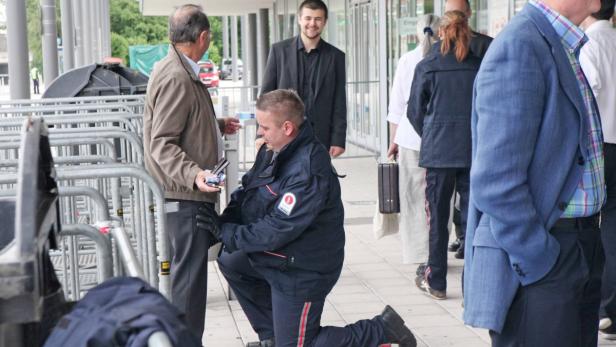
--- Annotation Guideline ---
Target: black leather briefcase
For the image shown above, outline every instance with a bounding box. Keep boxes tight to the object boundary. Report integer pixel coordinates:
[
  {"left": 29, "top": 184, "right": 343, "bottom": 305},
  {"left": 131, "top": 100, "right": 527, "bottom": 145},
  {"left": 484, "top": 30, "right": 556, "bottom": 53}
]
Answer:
[{"left": 378, "top": 162, "right": 400, "bottom": 214}]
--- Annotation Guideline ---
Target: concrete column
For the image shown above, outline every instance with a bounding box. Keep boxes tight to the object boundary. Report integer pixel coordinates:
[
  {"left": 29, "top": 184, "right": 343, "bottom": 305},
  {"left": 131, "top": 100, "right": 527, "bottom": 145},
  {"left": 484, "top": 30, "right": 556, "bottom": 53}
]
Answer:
[
  {"left": 41, "top": 0, "right": 60, "bottom": 85},
  {"left": 222, "top": 16, "right": 229, "bottom": 59},
  {"left": 73, "top": 0, "right": 84, "bottom": 67},
  {"left": 247, "top": 13, "right": 258, "bottom": 90},
  {"left": 82, "top": 0, "right": 92, "bottom": 64},
  {"left": 231, "top": 16, "right": 239, "bottom": 82},
  {"left": 61, "top": 0, "right": 75, "bottom": 71},
  {"left": 101, "top": 0, "right": 111, "bottom": 58},
  {"left": 256, "top": 8, "right": 269, "bottom": 86},
  {"left": 240, "top": 15, "right": 249, "bottom": 87},
  {"left": 93, "top": 0, "right": 102, "bottom": 62},
  {"left": 6, "top": 0, "right": 30, "bottom": 99}
]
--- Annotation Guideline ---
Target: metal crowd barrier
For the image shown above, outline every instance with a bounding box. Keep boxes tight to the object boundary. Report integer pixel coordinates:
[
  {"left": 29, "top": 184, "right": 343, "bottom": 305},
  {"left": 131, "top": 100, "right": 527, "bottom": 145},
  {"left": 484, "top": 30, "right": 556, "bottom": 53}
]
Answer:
[
  {"left": 0, "top": 96, "right": 164, "bottom": 302},
  {"left": 0, "top": 91, "right": 250, "bottom": 305}
]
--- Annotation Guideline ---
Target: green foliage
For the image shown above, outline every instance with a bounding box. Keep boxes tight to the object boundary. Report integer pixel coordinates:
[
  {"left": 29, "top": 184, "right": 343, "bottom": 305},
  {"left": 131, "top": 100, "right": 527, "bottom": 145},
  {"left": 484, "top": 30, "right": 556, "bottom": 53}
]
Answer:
[
  {"left": 109, "top": 0, "right": 168, "bottom": 65},
  {"left": 111, "top": 32, "right": 129, "bottom": 64},
  {"left": 23, "top": 0, "right": 225, "bottom": 71}
]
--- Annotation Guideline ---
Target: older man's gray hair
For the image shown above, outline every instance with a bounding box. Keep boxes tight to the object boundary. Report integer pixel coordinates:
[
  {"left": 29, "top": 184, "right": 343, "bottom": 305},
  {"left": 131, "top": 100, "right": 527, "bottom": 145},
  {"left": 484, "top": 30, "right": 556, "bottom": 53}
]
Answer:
[{"left": 168, "top": 4, "right": 210, "bottom": 44}]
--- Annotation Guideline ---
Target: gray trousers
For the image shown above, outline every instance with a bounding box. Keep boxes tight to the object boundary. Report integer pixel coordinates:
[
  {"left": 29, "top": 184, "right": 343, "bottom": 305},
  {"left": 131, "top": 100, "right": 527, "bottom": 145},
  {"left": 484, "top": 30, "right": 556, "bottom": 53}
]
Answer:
[{"left": 166, "top": 199, "right": 213, "bottom": 342}]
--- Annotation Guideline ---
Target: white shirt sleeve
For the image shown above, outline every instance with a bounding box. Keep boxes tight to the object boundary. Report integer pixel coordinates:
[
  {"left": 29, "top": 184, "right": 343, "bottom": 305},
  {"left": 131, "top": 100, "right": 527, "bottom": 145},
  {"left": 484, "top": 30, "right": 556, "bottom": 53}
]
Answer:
[
  {"left": 387, "top": 54, "right": 412, "bottom": 125},
  {"left": 580, "top": 41, "right": 602, "bottom": 97}
]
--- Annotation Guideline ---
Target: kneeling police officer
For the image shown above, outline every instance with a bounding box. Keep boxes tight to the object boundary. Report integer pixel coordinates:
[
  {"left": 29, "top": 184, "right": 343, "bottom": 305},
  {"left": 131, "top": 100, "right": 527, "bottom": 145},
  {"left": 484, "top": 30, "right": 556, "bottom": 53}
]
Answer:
[{"left": 197, "top": 89, "right": 417, "bottom": 347}]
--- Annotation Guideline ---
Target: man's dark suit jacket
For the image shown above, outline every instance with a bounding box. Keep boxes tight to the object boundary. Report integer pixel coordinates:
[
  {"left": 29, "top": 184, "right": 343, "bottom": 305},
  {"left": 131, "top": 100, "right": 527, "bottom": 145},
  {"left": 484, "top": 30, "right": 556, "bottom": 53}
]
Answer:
[
  {"left": 261, "top": 36, "right": 347, "bottom": 149},
  {"left": 470, "top": 31, "right": 493, "bottom": 59}
]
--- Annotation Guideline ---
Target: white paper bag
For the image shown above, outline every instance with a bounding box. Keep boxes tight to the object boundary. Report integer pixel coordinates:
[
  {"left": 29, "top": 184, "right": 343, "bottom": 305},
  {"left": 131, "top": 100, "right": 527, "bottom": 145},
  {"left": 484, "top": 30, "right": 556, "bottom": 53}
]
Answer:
[{"left": 372, "top": 203, "right": 399, "bottom": 240}]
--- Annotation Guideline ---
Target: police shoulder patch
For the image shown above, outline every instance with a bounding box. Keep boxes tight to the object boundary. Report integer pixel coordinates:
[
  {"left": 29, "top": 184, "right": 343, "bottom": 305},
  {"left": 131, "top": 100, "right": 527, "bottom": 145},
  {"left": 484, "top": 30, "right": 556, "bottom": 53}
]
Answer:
[{"left": 278, "top": 192, "right": 297, "bottom": 216}]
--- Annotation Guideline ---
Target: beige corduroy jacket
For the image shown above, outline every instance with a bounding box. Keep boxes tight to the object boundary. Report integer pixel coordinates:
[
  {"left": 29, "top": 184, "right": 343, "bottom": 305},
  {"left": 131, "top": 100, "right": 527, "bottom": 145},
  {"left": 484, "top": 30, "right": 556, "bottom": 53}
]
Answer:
[{"left": 143, "top": 46, "right": 224, "bottom": 203}]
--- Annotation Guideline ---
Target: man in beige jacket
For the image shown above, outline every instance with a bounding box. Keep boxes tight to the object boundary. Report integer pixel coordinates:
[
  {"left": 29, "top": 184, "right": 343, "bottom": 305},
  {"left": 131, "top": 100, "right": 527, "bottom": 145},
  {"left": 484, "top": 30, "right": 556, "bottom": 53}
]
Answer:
[{"left": 143, "top": 4, "right": 240, "bottom": 341}]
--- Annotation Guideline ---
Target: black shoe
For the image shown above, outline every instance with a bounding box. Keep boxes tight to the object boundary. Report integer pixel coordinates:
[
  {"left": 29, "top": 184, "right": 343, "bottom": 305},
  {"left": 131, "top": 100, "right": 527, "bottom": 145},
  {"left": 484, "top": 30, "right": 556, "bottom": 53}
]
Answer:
[
  {"left": 246, "top": 338, "right": 275, "bottom": 347},
  {"left": 379, "top": 305, "right": 417, "bottom": 347},
  {"left": 415, "top": 274, "right": 447, "bottom": 300},
  {"left": 454, "top": 240, "right": 465, "bottom": 259},
  {"left": 448, "top": 239, "right": 461, "bottom": 252},
  {"left": 415, "top": 263, "right": 427, "bottom": 277}
]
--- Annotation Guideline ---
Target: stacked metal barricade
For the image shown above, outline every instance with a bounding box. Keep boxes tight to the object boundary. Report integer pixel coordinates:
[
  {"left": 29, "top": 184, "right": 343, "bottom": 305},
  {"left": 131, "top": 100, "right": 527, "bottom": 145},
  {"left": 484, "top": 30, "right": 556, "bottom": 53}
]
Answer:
[{"left": 0, "top": 95, "right": 169, "bottom": 301}]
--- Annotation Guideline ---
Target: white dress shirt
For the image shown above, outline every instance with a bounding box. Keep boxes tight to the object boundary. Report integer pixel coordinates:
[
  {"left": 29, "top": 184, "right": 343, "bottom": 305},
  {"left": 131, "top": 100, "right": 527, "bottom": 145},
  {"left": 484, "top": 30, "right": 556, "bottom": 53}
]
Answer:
[
  {"left": 580, "top": 20, "right": 616, "bottom": 144},
  {"left": 386, "top": 46, "right": 424, "bottom": 151}
]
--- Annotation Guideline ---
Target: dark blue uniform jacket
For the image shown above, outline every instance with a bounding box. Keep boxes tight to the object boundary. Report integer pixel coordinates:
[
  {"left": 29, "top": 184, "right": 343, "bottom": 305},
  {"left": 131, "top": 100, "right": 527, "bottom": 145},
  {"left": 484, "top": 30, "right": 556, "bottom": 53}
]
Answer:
[{"left": 219, "top": 123, "right": 345, "bottom": 300}]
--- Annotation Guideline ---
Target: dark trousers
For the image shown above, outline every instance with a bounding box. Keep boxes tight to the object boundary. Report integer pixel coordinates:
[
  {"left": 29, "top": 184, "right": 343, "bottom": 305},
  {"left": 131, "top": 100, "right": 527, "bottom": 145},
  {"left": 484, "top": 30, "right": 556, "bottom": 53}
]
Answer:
[
  {"left": 425, "top": 168, "right": 469, "bottom": 291},
  {"left": 166, "top": 199, "right": 213, "bottom": 340},
  {"left": 33, "top": 79, "right": 39, "bottom": 94},
  {"left": 490, "top": 218, "right": 604, "bottom": 347},
  {"left": 218, "top": 251, "right": 387, "bottom": 347},
  {"left": 601, "top": 143, "right": 616, "bottom": 321}
]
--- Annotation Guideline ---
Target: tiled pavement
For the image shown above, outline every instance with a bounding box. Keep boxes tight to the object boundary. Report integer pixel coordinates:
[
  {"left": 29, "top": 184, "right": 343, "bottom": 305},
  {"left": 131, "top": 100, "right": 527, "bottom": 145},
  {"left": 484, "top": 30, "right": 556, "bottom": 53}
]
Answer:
[{"left": 203, "top": 157, "right": 616, "bottom": 347}]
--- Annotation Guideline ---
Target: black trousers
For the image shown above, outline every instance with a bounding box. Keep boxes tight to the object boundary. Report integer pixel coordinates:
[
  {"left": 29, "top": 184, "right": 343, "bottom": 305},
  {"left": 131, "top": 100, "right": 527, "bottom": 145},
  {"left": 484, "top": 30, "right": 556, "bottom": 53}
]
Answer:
[
  {"left": 601, "top": 143, "right": 616, "bottom": 321},
  {"left": 217, "top": 251, "right": 388, "bottom": 347},
  {"left": 490, "top": 217, "right": 604, "bottom": 347},
  {"left": 424, "top": 167, "right": 470, "bottom": 291},
  {"left": 166, "top": 199, "right": 213, "bottom": 340}
]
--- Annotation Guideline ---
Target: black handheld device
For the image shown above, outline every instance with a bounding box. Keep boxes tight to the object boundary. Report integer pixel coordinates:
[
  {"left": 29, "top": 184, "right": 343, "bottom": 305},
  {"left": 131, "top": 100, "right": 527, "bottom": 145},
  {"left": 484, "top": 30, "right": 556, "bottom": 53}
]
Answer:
[{"left": 212, "top": 158, "right": 229, "bottom": 175}]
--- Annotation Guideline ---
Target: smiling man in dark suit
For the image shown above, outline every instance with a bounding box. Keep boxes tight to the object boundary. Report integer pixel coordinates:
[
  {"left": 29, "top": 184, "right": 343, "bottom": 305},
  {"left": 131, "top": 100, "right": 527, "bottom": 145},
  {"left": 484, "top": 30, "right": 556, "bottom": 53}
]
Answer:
[{"left": 261, "top": 0, "right": 347, "bottom": 158}]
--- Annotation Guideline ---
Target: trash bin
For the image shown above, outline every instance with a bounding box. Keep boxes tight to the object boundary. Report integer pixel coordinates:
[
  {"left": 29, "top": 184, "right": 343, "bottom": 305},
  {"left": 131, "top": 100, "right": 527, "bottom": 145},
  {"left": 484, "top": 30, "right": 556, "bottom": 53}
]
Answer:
[{"left": 42, "top": 63, "right": 148, "bottom": 98}]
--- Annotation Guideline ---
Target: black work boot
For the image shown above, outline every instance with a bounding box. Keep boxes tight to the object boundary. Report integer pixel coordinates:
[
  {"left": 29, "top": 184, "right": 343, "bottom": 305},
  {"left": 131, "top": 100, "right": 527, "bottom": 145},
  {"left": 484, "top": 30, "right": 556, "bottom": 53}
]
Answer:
[
  {"left": 448, "top": 238, "right": 461, "bottom": 252},
  {"left": 454, "top": 239, "right": 465, "bottom": 259},
  {"left": 379, "top": 305, "right": 417, "bottom": 347},
  {"left": 246, "top": 338, "right": 275, "bottom": 347}
]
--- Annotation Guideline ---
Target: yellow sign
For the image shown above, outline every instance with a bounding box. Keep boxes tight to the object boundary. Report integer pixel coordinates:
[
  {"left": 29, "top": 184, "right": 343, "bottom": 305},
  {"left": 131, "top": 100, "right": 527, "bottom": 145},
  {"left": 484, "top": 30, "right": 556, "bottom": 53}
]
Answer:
[{"left": 160, "top": 261, "right": 171, "bottom": 275}]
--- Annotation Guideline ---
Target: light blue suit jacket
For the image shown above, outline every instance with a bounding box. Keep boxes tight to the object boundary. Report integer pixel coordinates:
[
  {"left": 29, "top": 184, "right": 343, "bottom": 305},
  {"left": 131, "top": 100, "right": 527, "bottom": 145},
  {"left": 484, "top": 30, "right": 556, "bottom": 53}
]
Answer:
[{"left": 463, "top": 4, "right": 591, "bottom": 332}]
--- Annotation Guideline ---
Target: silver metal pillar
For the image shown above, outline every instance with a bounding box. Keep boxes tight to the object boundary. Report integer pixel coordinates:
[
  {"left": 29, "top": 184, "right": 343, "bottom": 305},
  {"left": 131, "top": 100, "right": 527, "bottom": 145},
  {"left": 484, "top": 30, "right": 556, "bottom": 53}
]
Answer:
[
  {"left": 6, "top": 0, "right": 30, "bottom": 99},
  {"left": 241, "top": 15, "right": 248, "bottom": 87},
  {"left": 256, "top": 8, "right": 269, "bottom": 87},
  {"left": 61, "top": 0, "right": 75, "bottom": 71},
  {"left": 82, "top": 0, "right": 92, "bottom": 64},
  {"left": 378, "top": 0, "right": 388, "bottom": 160},
  {"left": 73, "top": 0, "right": 84, "bottom": 67},
  {"left": 231, "top": 16, "right": 239, "bottom": 82},
  {"left": 222, "top": 16, "right": 230, "bottom": 59},
  {"left": 41, "top": 0, "right": 60, "bottom": 86}
]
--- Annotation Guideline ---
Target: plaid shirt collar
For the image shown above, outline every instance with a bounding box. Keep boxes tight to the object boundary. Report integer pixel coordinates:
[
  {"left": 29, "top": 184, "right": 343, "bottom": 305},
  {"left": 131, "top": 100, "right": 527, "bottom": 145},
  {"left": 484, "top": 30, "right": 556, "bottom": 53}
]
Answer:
[{"left": 529, "top": 0, "right": 588, "bottom": 55}]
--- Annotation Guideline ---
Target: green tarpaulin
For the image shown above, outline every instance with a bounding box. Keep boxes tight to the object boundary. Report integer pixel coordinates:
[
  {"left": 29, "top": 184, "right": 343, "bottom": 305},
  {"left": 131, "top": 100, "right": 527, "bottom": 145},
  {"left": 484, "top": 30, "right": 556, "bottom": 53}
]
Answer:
[
  {"left": 129, "top": 44, "right": 169, "bottom": 76},
  {"left": 129, "top": 44, "right": 209, "bottom": 77}
]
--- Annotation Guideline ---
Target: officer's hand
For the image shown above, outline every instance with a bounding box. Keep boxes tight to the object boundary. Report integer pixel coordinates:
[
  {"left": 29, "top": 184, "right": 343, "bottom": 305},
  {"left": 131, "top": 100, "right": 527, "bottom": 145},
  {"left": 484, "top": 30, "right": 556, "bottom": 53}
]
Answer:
[
  {"left": 196, "top": 204, "right": 222, "bottom": 241},
  {"left": 195, "top": 170, "right": 222, "bottom": 193}
]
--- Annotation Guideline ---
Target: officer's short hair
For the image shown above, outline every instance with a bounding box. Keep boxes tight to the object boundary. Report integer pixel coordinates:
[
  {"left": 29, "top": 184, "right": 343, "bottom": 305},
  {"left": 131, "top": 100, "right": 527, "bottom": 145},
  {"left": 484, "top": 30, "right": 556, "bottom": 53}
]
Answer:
[
  {"left": 256, "top": 90, "right": 305, "bottom": 127},
  {"left": 592, "top": 0, "right": 615, "bottom": 20},
  {"left": 169, "top": 4, "right": 210, "bottom": 44},
  {"left": 298, "top": 0, "right": 329, "bottom": 20}
]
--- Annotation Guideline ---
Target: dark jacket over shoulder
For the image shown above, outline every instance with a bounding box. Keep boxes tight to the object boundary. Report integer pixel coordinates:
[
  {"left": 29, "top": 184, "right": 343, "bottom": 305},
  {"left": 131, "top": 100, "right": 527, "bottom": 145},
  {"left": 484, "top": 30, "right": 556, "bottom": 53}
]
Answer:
[
  {"left": 408, "top": 42, "right": 481, "bottom": 168},
  {"left": 470, "top": 31, "right": 493, "bottom": 59},
  {"left": 219, "top": 123, "right": 345, "bottom": 300},
  {"left": 261, "top": 37, "right": 347, "bottom": 149}
]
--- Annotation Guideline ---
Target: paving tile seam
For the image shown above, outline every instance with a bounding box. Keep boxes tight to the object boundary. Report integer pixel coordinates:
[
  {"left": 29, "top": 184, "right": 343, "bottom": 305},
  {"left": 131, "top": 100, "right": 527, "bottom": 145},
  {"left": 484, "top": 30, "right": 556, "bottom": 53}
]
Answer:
[{"left": 344, "top": 226, "right": 489, "bottom": 345}]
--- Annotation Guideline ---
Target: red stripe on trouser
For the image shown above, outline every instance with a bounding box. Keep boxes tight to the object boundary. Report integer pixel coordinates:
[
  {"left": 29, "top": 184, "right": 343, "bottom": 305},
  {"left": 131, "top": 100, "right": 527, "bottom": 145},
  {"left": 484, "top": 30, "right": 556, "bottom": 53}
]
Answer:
[{"left": 297, "top": 302, "right": 312, "bottom": 347}]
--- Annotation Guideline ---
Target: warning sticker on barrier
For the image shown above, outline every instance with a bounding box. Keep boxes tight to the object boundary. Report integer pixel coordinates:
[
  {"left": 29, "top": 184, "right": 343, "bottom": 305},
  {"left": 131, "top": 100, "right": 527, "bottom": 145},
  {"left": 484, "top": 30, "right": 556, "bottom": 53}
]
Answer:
[{"left": 160, "top": 261, "right": 171, "bottom": 275}]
